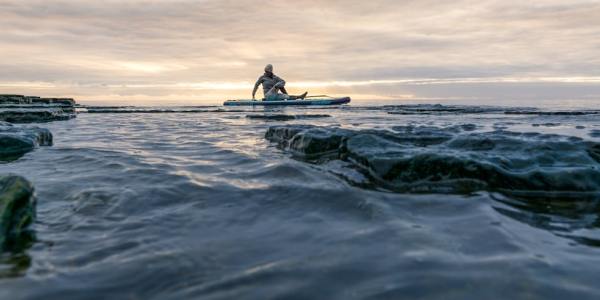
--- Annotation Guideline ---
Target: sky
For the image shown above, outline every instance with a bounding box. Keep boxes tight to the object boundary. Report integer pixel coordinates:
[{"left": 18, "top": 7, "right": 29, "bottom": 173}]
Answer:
[{"left": 1, "top": 0, "right": 600, "bottom": 105}]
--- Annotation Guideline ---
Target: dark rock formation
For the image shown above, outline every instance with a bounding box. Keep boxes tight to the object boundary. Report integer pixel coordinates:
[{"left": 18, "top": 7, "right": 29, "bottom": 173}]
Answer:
[
  {"left": 386, "top": 104, "right": 501, "bottom": 115},
  {"left": 0, "top": 108, "right": 74, "bottom": 123},
  {"left": 0, "top": 95, "right": 76, "bottom": 123},
  {"left": 0, "top": 122, "right": 52, "bottom": 161},
  {"left": 382, "top": 104, "right": 600, "bottom": 116},
  {"left": 0, "top": 94, "right": 75, "bottom": 106},
  {"left": 266, "top": 125, "right": 600, "bottom": 196},
  {"left": 0, "top": 175, "right": 36, "bottom": 251},
  {"left": 266, "top": 125, "right": 354, "bottom": 157},
  {"left": 505, "top": 110, "right": 600, "bottom": 116},
  {"left": 0, "top": 95, "right": 30, "bottom": 104},
  {"left": 246, "top": 114, "right": 331, "bottom": 121}
]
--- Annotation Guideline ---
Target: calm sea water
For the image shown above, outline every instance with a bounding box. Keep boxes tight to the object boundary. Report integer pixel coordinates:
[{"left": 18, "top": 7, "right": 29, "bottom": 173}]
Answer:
[{"left": 1, "top": 101, "right": 600, "bottom": 299}]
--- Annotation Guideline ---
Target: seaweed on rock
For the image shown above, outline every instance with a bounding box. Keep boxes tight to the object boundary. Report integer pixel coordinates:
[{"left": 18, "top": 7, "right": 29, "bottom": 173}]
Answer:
[{"left": 0, "top": 175, "right": 36, "bottom": 252}]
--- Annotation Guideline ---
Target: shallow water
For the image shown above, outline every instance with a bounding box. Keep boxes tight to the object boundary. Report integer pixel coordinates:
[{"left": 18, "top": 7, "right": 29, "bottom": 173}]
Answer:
[{"left": 1, "top": 104, "right": 600, "bottom": 299}]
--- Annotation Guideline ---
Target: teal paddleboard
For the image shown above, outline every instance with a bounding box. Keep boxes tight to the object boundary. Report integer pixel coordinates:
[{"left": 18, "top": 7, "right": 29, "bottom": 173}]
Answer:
[{"left": 224, "top": 96, "right": 350, "bottom": 106}]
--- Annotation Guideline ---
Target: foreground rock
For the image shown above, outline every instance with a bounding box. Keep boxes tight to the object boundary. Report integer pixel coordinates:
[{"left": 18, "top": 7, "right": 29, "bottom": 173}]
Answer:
[
  {"left": 0, "top": 122, "right": 52, "bottom": 161},
  {"left": 0, "top": 175, "right": 36, "bottom": 251},
  {"left": 0, "top": 94, "right": 76, "bottom": 123},
  {"left": 266, "top": 125, "right": 600, "bottom": 196}
]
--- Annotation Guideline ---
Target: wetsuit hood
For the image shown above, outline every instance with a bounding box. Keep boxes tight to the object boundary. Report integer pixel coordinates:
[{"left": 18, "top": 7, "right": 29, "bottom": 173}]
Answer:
[{"left": 264, "top": 64, "right": 273, "bottom": 73}]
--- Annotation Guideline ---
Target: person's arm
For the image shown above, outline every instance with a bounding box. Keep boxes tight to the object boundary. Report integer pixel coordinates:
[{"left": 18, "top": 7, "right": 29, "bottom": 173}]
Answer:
[
  {"left": 273, "top": 75, "right": 286, "bottom": 89},
  {"left": 252, "top": 76, "right": 263, "bottom": 100}
]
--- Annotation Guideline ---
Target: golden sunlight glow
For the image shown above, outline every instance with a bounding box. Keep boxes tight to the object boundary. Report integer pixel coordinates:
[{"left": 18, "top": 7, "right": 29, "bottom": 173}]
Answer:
[
  {"left": 83, "top": 76, "right": 600, "bottom": 91},
  {"left": 116, "top": 62, "right": 187, "bottom": 73}
]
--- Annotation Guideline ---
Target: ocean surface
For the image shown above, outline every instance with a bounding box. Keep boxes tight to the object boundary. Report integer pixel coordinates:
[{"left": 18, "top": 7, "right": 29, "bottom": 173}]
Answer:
[{"left": 2, "top": 100, "right": 600, "bottom": 299}]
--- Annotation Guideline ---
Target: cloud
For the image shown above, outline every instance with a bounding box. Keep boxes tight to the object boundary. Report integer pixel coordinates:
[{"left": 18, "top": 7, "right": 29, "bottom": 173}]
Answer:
[{"left": 0, "top": 0, "right": 599, "bottom": 103}]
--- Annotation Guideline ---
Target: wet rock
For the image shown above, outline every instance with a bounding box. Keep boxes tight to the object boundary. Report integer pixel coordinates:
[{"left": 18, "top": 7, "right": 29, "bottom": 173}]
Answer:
[
  {"left": 505, "top": 110, "right": 600, "bottom": 116},
  {"left": 0, "top": 95, "right": 76, "bottom": 123},
  {"left": 266, "top": 125, "right": 600, "bottom": 195},
  {"left": 0, "top": 95, "right": 75, "bottom": 106},
  {"left": 587, "top": 144, "right": 600, "bottom": 163},
  {"left": 247, "top": 114, "right": 296, "bottom": 121},
  {"left": 0, "top": 123, "right": 52, "bottom": 160},
  {"left": 532, "top": 123, "right": 561, "bottom": 127},
  {"left": 385, "top": 104, "right": 505, "bottom": 115},
  {"left": 0, "top": 108, "right": 75, "bottom": 123},
  {"left": 0, "top": 175, "right": 36, "bottom": 251},
  {"left": 390, "top": 125, "right": 457, "bottom": 146},
  {"left": 589, "top": 130, "right": 600, "bottom": 138},
  {"left": 287, "top": 127, "right": 355, "bottom": 158},
  {"left": 0, "top": 95, "right": 28, "bottom": 104},
  {"left": 265, "top": 125, "right": 317, "bottom": 148},
  {"left": 38, "top": 98, "right": 75, "bottom": 106},
  {"left": 246, "top": 114, "right": 331, "bottom": 121},
  {"left": 460, "top": 124, "right": 478, "bottom": 131}
]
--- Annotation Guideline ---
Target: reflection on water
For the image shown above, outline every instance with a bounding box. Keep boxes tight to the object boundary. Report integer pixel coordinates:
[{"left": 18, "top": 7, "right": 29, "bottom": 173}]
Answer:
[
  {"left": 1, "top": 104, "right": 600, "bottom": 299},
  {"left": 492, "top": 193, "right": 600, "bottom": 247},
  {"left": 0, "top": 154, "right": 26, "bottom": 163},
  {"left": 0, "top": 253, "right": 31, "bottom": 279}
]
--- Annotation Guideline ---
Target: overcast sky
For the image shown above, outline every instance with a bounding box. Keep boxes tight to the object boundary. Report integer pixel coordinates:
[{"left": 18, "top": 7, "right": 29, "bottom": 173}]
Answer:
[{"left": 1, "top": 0, "right": 600, "bottom": 104}]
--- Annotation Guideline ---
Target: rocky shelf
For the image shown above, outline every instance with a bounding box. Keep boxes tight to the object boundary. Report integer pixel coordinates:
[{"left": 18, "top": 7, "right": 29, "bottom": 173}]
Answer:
[
  {"left": 0, "top": 93, "right": 62, "bottom": 253},
  {"left": 0, "top": 94, "right": 77, "bottom": 123},
  {"left": 0, "top": 94, "right": 75, "bottom": 106},
  {"left": 246, "top": 114, "right": 331, "bottom": 121},
  {"left": 265, "top": 124, "right": 600, "bottom": 197}
]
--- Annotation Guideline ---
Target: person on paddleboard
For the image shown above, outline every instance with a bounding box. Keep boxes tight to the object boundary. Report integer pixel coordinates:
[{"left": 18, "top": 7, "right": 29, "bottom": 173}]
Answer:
[{"left": 252, "top": 64, "right": 308, "bottom": 101}]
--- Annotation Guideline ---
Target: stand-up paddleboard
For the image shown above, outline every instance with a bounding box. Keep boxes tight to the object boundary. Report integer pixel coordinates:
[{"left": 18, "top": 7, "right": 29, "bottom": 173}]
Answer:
[{"left": 224, "top": 96, "right": 350, "bottom": 106}]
